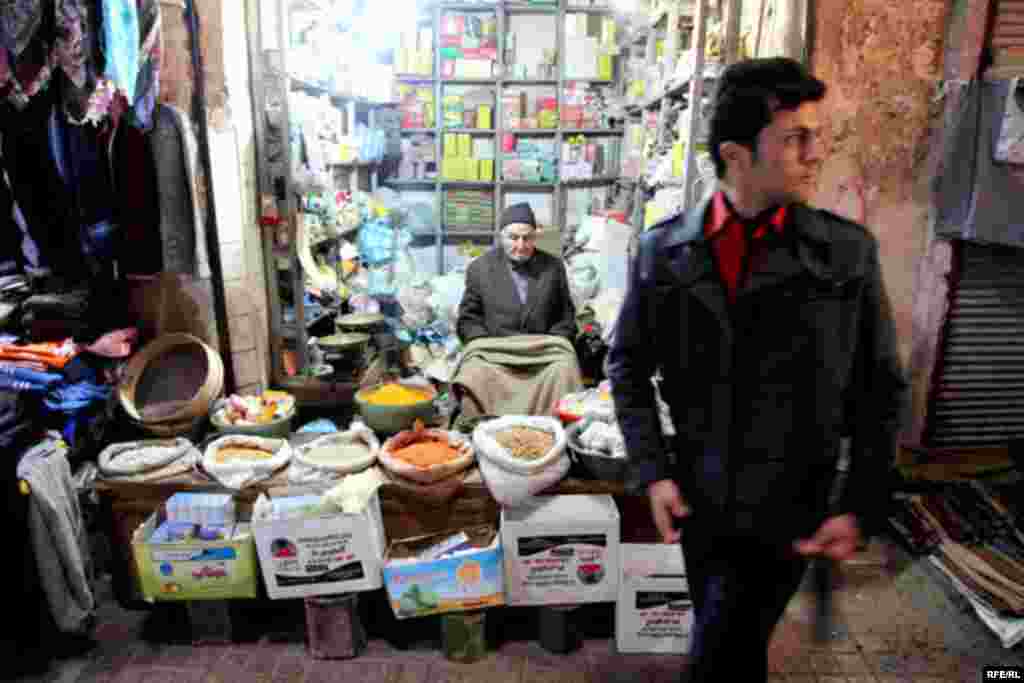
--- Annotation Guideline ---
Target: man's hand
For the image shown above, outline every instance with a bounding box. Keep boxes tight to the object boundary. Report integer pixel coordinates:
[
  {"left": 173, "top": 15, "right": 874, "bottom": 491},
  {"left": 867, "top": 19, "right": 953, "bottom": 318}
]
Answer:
[
  {"left": 648, "top": 479, "right": 690, "bottom": 544},
  {"left": 793, "top": 514, "right": 863, "bottom": 561}
]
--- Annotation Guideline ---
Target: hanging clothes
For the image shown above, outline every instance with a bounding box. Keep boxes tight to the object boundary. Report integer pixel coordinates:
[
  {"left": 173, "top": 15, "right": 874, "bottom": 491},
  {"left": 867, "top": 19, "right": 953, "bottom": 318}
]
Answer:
[
  {"left": 0, "top": 1, "right": 46, "bottom": 58},
  {"left": 101, "top": 0, "right": 139, "bottom": 103},
  {"left": 54, "top": 0, "right": 107, "bottom": 126},
  {"left": 129, "top": 0, "right": 161, "bottom": 130},
  {"left": 112, "top": 122, "right": 163, "bottom": 274},
  {"left": 0, "top": 91, "right": 83, "bottom": 280}
]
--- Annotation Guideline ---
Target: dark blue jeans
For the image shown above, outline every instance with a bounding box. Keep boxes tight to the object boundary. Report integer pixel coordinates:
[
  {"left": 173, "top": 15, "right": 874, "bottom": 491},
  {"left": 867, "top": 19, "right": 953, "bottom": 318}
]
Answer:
[{"left": 679, "top": 518, "right": 809, "bottom": 682}]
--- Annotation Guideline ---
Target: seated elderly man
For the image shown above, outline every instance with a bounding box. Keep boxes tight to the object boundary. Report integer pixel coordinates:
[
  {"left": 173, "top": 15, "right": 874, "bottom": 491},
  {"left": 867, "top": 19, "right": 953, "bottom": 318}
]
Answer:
[{"left": 453, "top": 203, "right": 583, "bottom": 417}]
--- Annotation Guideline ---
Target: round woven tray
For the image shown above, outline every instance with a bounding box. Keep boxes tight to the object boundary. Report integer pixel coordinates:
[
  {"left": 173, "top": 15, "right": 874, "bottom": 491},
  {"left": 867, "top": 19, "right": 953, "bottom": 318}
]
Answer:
[{"left": 118, "top": 333, "right": 224, "bottom": 425}]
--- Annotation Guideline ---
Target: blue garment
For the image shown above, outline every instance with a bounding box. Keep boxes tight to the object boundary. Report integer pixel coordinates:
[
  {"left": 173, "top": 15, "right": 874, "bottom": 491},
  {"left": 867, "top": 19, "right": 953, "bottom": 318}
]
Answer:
[
  {"left": 0, "top": 363, "right": 63, "bottom": 392},
  {"left": 44, "top": 380, "right": 111, "bottom": 414},
  {"left": 102, "top": 0, "right": 140, "bottom": 101}
]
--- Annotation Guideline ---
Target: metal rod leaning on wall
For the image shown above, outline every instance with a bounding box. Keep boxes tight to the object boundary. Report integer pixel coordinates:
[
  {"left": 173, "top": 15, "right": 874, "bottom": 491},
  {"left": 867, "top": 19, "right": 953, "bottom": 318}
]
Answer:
[{"left": 184, "top": 0, "right": 237, "bottom": 394}]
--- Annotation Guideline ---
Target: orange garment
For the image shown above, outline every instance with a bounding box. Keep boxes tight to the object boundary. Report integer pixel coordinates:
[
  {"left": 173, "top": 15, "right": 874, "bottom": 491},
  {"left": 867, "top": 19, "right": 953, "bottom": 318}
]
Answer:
[{"left": 0, "top": 339, "right": 77, "bottom": 370}]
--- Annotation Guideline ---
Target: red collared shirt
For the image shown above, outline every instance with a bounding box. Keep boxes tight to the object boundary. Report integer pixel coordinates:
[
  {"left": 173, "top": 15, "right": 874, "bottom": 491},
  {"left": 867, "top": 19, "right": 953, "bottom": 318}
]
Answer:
[{"left": 704, "top": 191, "right": 788, "bottom": 303}]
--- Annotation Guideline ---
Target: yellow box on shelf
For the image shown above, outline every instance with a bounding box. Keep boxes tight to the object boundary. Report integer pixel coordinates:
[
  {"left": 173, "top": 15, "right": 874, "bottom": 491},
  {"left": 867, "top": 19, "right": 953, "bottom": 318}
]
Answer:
[
  {"left": 458, "top": 133, "right": 472, "bottom": 157},
  {"left": 598, "top": 55, "right": 613, "bottom": 81},
  {"left": 444, "top": 133, "right": 459, "bottom": 158},
  {"left": 416, "top": 50, "right": 433, "bottom": 75},
  {"left": 479, "top": 159, "right": 494, "bottom": 181},
  {"left": 477, "top": 105, "right": 492, "bottom": 130}
]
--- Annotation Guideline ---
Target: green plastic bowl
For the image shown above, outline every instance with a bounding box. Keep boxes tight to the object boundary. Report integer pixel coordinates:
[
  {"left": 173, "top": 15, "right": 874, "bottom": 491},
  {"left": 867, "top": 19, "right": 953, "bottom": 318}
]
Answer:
[{"left": 354, "top": 382, "right": 437, "bottom": 435}]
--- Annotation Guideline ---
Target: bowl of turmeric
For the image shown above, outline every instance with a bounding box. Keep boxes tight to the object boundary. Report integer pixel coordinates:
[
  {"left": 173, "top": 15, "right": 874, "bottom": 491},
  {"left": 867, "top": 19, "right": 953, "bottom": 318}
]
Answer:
[{"left": 354, "top": 381, "right": 438, "bottom": 435}]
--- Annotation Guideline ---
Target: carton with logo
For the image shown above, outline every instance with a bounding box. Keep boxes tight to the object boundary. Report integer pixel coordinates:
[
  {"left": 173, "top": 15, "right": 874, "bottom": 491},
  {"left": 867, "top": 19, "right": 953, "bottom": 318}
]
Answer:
[
  {"left": 383, "top": 525, "right": 504, "bottom": 619},
  {"left": 501, "top": 494, "right": 620, "bottom": 606},
  {"left": 616, "top": 544, "right": 693, "bottom": 654},
  {"left": 131, "top": 505, "right": 257, "bottom": 602},
  {"left": 251, "top": 491, "right": 386, "bottom": 599}
]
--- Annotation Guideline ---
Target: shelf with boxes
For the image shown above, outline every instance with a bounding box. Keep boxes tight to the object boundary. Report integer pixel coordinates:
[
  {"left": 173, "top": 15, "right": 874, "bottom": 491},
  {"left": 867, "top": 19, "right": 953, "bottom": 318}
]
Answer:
[{"left": 385, "top": 0, "right": 628, "bottom": 275}]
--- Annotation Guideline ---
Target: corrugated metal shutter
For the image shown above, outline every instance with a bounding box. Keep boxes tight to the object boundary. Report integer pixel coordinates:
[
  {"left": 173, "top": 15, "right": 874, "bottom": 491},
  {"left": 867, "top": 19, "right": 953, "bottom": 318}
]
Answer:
[{"left": 924, "top": 240, "right": 1024, "bottom": 447}]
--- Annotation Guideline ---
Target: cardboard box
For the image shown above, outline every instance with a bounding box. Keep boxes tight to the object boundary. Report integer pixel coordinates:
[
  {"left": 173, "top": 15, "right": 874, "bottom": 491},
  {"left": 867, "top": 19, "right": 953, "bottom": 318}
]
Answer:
[
  {"left": 444, "top": 133, "right": 459, "bottom": 158},
  {"left": 616, "top": 544, "right": 693, "bottom": 654},
  {"left": 477, "top": 105, "right": 492, "bottom": 129},
  {"left": 501, "top": 495, "right": 620, "bottom": 606},
  {"left": 252, "top": 492, "right": 386, "bottom": 599},
  {"left": 132, "top": 507, "right": 258, "bottom": 602},
  {"left": 383, "top": 526, "right": 505, "bottom": 619}
]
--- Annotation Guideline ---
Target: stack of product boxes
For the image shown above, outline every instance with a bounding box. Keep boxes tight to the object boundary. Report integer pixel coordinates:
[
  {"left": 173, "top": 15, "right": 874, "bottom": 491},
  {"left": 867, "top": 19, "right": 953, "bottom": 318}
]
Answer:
[
  {"left": 397, "top": 85, "right": 435, "bottom": 129},
  {"left": 562, "top": 135, "right": 621, "bottom": 180},
  {"left": 442, "top": 133, "right": 495, "bottom": 181},
  {"left": 444, "top": 189, "right": 495, "bottom": 232},
  {"left": 443, "top": 87, "right": 495, "bottom": 130},
  {"left": 503, "top": 90, "right": 558, "bottom": 130},
  {"left": 564, "top": 14, "right": 616, "bottom": 80},
  {"left": 562, "top": 82, "right": 617, "bottom": 129},
  {"left": 440, "top": 12, "right": 498, "bottom": 79},
  {"left": 396, "top": 25, "right": 434, "bottom": 76},
  {"left": 502, "top": 136, "right": 557, "bottom": 183},
  {"left": 398, "top": 134, "right": 437, "bottom": 180}
]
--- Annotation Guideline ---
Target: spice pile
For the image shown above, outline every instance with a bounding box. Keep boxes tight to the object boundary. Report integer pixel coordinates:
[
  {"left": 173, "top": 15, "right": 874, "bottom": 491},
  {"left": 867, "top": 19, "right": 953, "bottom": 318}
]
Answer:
[
  {"left": 494, "top": 427, "right": 555, "bottom": 460},
  {"left": 360, "top": 383, "right": 433, "bottom": 406},
  {"left": 392, "top": 435, "right": 461, "bottom": 469}
]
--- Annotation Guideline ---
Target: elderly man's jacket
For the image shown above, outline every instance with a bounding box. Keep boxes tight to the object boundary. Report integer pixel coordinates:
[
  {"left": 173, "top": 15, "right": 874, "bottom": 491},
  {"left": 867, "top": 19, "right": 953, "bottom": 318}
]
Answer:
[
  {"left": 457, "top": 248, "right": 576, "bottom": 343},
  {"left": 607, "top": 198, "right": 908, "bottom": 542}
]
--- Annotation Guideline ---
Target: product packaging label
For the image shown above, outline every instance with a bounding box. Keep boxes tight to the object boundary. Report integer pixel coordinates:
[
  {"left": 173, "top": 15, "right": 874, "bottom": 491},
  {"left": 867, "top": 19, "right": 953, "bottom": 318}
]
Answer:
[
  {"left": 517, "top": 534, "right": 608, "bottom": 590},
  {"left": 634, "top": 590, "right": 693, "bottom": 640},
  {"left": 266, "top": 531, "right": 363, "bottom": 587}
]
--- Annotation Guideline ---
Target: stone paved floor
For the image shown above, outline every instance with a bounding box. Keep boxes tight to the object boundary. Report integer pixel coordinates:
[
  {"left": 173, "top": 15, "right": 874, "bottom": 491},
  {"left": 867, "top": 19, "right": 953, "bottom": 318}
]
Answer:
[{"left": 13, "top": 538, "right": 1024, "bottom": 683}]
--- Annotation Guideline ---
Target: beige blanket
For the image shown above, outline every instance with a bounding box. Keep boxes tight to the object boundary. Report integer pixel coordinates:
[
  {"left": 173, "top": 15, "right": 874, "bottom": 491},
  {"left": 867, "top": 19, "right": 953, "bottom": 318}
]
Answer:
[{"left": 452, "top": 335, "right": 583, "bottom": 418}]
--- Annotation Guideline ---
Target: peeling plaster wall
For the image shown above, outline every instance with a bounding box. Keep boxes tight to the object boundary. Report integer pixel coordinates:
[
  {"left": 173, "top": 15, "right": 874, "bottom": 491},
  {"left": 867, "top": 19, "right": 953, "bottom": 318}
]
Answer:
[
  {"left": 810, "top": 0, "right": 949, "bottom": 372},
  {"left": 156, "top": 0, "right": 268, "bottom": 392}
]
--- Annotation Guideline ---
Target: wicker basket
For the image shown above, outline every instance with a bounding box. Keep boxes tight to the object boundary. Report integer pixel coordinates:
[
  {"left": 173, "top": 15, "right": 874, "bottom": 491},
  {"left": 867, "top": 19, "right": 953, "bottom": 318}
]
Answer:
[{"left": 118, "top": 333, "right": 224, "bottom": 426}]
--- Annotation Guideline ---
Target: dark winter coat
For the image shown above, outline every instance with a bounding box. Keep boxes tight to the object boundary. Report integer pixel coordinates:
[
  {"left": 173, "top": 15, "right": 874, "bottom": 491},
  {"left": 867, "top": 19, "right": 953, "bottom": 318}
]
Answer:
[
  {"left": 607, "top": 198, "right": 908, "bottom": 543},
  {"left": 457, "top": 248, "right": 576, "bottom": 344}
]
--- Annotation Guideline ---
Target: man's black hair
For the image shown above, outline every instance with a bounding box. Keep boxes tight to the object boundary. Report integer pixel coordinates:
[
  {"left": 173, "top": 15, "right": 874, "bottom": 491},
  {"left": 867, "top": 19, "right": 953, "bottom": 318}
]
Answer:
[{"left": 708, "top": 57, "right": 826, "bottom": 178}]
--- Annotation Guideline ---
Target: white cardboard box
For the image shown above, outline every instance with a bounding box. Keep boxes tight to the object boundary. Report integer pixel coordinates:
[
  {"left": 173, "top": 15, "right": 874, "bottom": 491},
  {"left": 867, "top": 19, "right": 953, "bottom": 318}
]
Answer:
[
  {"left": 616, "top": 544, "right": 693, "bottom": 654},
  {"left": 501, "top": 494, "right": 620, "bottom": 606},
  {"left": 252, "top": 491, "right": 386, "bottom": 599}
]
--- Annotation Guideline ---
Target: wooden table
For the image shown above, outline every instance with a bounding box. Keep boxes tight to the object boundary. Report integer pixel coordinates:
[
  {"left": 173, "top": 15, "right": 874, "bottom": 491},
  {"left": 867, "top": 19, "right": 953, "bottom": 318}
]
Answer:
[{"left": 96, "top": 467, "right": 658, "bottom": 608}]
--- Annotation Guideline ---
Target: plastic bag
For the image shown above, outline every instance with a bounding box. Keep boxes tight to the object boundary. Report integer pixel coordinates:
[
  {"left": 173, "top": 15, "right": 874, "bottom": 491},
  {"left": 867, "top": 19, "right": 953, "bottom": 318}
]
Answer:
[
  {"left": 398, "top": 281, "right": 435, "bottom": 329},
  {"left": 98, "top": 438, "right": 198, "bottom": 476},
  {"left": 472, "top": 416, "right": 566, "bottom": 475},
  {"left": 567, "top": 253, "right": 601, "bottom": 303},
  {"left": 427, "top": 272, "right": 467, "bottom": 329},
  {"left": 477, "top": 450, "right": 571, "bottom": 507},
  {"left": 289, "top": 420, "right": 380, "bottom": 484},
  {"left": 202, "top": 435, "right": 292, "bottom": 489}
]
